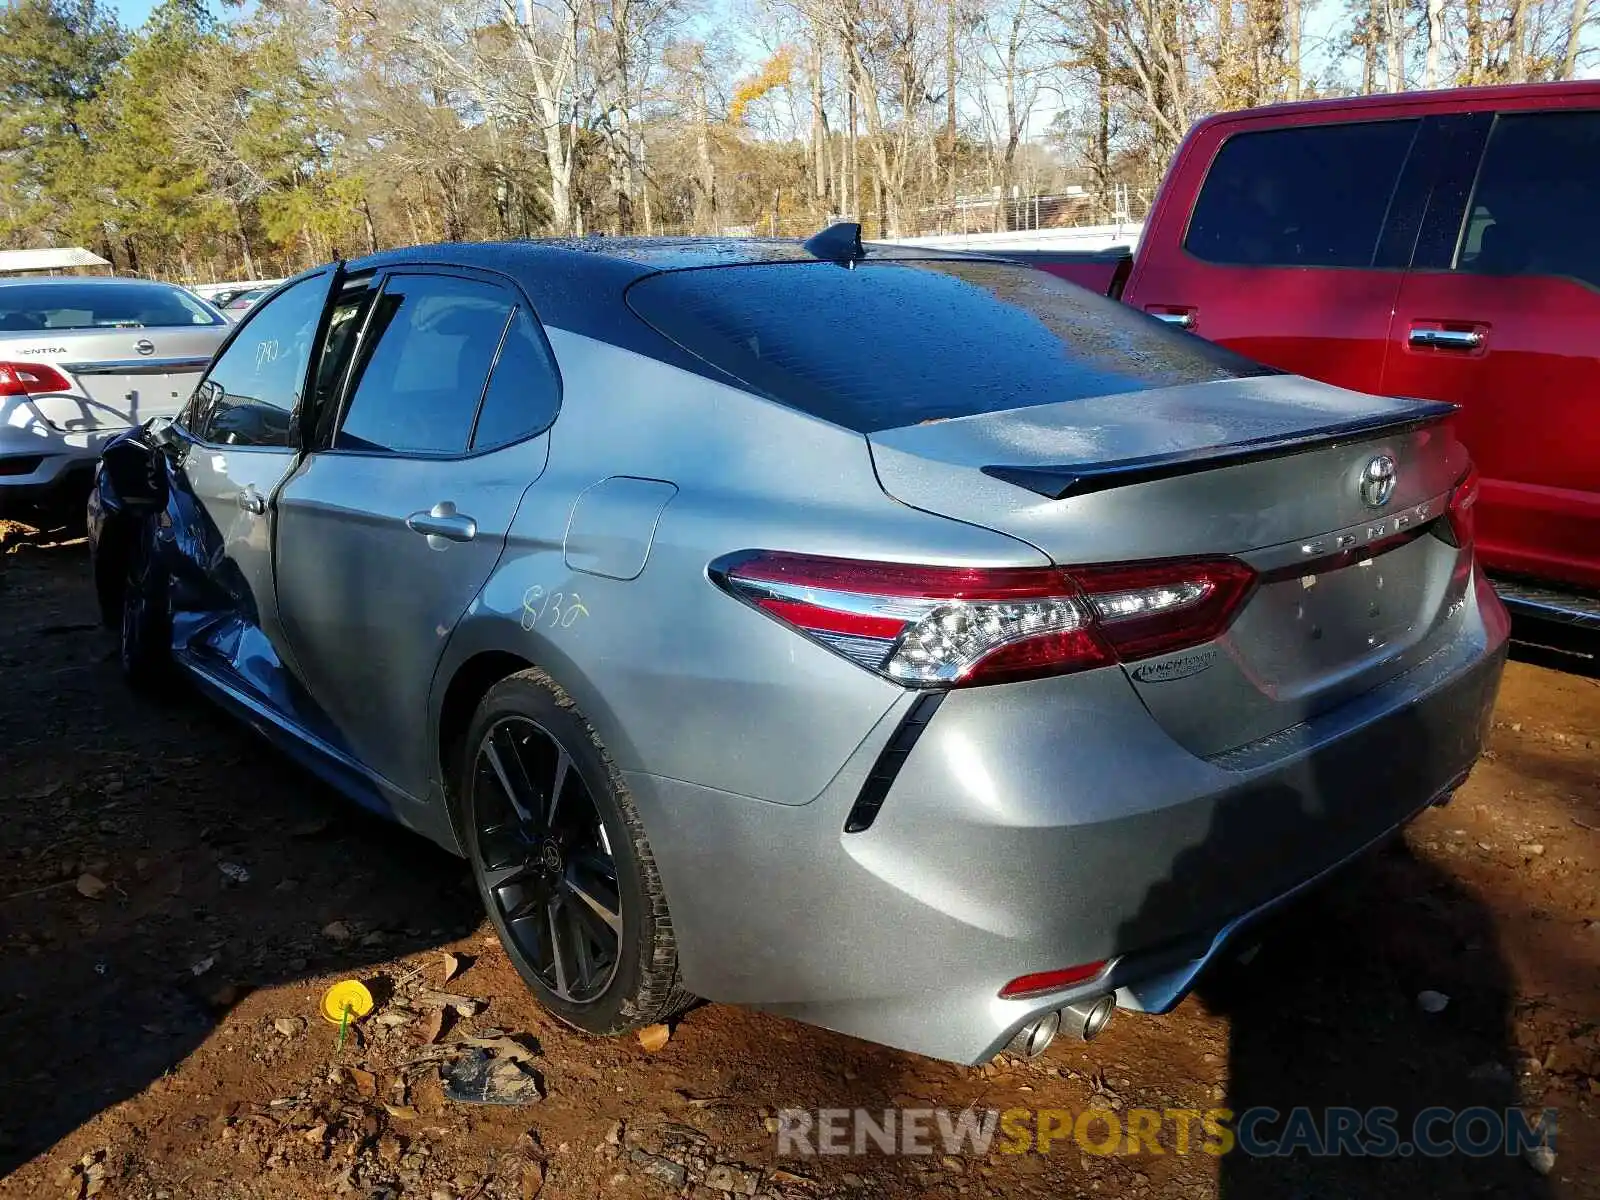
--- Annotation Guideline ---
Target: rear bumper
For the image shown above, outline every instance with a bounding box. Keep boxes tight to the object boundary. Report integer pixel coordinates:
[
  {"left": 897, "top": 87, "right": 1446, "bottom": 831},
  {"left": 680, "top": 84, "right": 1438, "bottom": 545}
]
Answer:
[
  {"left": 0, "top": 421, "right": 112, "bottom": 500},
  {"left": 627, "top": 569, "right": 1509, "bottom": 1064}
]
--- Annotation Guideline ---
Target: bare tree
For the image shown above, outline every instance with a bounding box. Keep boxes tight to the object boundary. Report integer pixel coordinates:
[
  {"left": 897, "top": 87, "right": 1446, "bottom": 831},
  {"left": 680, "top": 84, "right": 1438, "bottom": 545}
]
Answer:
[
  {"left": 1286, "top": 0, "right": 1302, "bottom": 97},
  {"left": 1383, "top": 0, "right": 1406, "bottom": 89},
  {"left": 1561, "top": 0, "right": 1590, "bottom": 76},
  {"left": 976, "top": 0, "right": 1055, "bottom": 229},
  {"left": 504, "top": 0, "right": 589, "bottom": 234},
  {"left": 1463, "top": 0, "right": 1485, "bottom": 82},
  {"left": 1509, "top": 0, "right": 1528, "bottom": 77},
  {"left": 810, "top": 38, "right": 830, "bottom": 201},
  {"left": 1422, "top": 0, "right": 1444, "bottom": 84}
]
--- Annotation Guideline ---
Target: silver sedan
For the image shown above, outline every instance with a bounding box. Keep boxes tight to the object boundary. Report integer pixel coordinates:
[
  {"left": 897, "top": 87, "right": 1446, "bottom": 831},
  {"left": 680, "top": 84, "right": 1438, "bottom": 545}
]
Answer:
[
  {"left": 87, "top": 232, "right": 1507, "bottom": 1063},
  {"left": 0, "top": 276, "right": 226, "bottom": 510}
]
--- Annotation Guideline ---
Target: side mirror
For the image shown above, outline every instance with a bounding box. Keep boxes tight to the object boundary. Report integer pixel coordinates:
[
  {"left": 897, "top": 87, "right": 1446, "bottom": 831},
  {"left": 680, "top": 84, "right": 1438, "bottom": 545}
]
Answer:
[{"left": 146, "top": 415, "right": 178, "bottom": 448}]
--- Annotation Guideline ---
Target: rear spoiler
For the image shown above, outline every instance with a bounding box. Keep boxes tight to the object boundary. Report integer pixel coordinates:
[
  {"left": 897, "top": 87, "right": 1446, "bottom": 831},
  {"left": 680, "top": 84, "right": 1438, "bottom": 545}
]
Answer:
[{"left": 982, "top": 401, "right": 1457, "bottom": 501}]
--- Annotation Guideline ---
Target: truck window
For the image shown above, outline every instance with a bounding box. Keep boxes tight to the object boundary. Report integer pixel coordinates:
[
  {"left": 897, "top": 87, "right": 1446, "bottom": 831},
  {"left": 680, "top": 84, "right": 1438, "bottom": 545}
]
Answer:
[
  {"left": 1185, "top": 120, "right": 1419, "bottom": 270},
  {"left": 1454, "top": 111, "right": 1600, "bottom": 290}
]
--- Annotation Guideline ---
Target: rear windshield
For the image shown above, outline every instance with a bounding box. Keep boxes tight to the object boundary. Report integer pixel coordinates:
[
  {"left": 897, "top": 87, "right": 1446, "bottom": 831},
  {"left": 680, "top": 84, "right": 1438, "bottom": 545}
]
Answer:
[
  {"left": 625, "top": 259, "right": 1277, "bottom": 432},
  {"left": 0, "top": 281, "right": 223, "bottom": 332}
]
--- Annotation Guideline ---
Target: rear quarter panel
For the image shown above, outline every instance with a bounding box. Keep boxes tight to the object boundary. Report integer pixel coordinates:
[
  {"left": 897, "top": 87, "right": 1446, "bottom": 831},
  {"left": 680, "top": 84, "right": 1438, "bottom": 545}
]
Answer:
[{"left": 434, "top": 330, "right": 1053, "bottom": 807}]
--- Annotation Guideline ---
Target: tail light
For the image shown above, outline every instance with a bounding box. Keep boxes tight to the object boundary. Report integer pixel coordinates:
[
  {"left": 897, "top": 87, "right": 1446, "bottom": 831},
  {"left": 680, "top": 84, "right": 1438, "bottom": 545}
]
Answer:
[
  {"left": 0, "top": 360, "right": 72, "bottom": 397},
  {"left": 1444, "top": 464, "right": 1480, "bottom": 548},
  {"left": 712, "top": 551, "right": 1256, "bottom": 688}
]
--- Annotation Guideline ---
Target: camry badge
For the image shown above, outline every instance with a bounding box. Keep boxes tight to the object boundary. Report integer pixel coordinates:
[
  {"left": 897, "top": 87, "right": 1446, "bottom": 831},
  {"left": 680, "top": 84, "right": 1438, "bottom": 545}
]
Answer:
[{"left": 1359, "top": 454, "right": 1397, "bottom": 508}]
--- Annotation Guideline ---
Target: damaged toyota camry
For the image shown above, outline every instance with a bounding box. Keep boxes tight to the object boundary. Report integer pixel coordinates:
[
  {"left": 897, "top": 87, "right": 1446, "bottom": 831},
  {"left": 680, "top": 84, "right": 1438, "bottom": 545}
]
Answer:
[{"left": 88, "top": 228, "right": 1509, "bottom": 1064}]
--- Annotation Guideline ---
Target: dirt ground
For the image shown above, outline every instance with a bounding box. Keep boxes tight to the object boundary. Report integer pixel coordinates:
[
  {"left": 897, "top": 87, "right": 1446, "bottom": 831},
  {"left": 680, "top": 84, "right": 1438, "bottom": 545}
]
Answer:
[{"left": 2, "top": 528, "right": 1597, "bottom": 1200}]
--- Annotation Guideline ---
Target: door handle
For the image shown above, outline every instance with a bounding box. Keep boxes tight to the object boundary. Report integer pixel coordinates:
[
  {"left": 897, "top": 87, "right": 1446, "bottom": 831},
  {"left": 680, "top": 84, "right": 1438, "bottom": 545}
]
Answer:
[
  {"left": 237, "top": 486, "right": 266, "bottom": 515},
  {"left": 1409, "top": 327, "right": 1484, "bottom": 351},
  {"left": 406, "top": 501, "right": 477, "bottom": 543}
]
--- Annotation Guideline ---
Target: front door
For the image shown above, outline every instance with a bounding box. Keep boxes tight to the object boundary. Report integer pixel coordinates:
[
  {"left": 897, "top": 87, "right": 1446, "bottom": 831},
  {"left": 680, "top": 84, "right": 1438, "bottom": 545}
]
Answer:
[
  {"left": 1383, "top": 109, "right": 1600, "bottom": 592},
  {"left": 170, "top": 272, "right": 334, "bottom": 700},
  {"left": 273, "top": 268, "right": 563, "bottom": 799}
]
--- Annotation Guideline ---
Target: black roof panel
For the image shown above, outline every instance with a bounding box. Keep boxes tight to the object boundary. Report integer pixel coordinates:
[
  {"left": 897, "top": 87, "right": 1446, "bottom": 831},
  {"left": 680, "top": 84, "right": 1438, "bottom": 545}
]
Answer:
[
  {"left": 274, "top": 236, "right": 1015, "bottom": 408},
  {"left": 343, "top": 235, "right": 974, "bottom": 280}
]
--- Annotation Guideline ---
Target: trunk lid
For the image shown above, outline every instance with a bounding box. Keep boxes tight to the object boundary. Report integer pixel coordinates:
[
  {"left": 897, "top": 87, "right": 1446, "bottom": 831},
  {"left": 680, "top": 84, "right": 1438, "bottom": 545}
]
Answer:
[
  {"left": 868, "top": 374, "right": 1471, "bottom": 756},
  {"left": 1, "top": 326, "right": 223, "bottom": 433}
]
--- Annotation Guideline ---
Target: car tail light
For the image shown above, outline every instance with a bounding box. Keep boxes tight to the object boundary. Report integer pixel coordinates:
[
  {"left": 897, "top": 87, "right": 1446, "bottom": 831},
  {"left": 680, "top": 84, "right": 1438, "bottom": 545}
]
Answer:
[
  {"left": 1000, "top": 961, "right": 1108, "bottom": 999},
  {"left": 1444, "top": 464, "right": 1479, "bottom": 548},
  {"left": 712, "top": 551, "right": 1256, "bottom": 688},
  {"left": 0, "top": 360, "right": 72, "bottom": 397}
]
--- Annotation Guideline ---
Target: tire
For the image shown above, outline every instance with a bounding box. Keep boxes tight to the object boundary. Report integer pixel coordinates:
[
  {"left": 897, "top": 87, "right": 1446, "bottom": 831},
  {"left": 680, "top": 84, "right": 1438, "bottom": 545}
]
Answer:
[
  {"left": 459, "top": 669, "right": 694, "bottom": 1035},
  {"left": 119, "top": 516, "right": 173, "bottom": 691},
  {"left": 93, "top": 516, "right": 129, "bottom": 630}
]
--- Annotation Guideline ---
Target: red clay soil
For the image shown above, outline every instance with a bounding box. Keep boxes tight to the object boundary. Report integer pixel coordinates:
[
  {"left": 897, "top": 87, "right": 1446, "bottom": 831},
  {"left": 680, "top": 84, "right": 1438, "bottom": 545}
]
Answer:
[{"left": 2, "top": 532, "right": 1596, "bottom": 1199}]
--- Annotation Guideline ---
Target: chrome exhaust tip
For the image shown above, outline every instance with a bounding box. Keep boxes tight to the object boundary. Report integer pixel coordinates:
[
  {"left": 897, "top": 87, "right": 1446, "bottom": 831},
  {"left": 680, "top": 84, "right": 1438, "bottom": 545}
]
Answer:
[
  {"left": 1004, "top": 1009, "right": 1062, "bottom": 1059},
  {"left": 1061, "top": 994, "right": 1116, "bottom": 1042}
]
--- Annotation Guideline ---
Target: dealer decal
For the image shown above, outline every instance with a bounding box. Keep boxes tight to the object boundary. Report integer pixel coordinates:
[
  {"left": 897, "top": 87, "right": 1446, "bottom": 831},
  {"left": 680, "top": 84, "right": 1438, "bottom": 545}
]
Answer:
[{"left": 1129, "top": 647, "right": 1218, "bottom": 683}]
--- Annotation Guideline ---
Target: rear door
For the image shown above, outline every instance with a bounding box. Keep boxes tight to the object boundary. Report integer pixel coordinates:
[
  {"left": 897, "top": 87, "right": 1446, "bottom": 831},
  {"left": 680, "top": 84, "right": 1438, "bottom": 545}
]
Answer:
[
  {"left": 1383, "top": 108, "right": 1600, "bottom": 592},
  {"left": 272, "top": 267, "right": 561, "bottom": 799},
  {"left": 1128, "top": 114, "right": 1422, "bottom": 394}
]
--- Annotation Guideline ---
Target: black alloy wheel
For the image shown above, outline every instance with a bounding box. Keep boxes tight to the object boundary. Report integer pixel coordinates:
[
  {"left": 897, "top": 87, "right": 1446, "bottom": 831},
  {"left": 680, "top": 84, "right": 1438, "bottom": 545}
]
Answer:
[
  {"left": 460, "top": 670, "right": 694, "bottom": 1035},
  {"left": 471, "top": 715, "right": 623, "bottom": 1004}
]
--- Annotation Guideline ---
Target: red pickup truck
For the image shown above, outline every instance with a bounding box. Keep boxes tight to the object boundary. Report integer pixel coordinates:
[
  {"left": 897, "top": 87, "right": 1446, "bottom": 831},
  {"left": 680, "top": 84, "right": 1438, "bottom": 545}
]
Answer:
[{"left": 1018, "top": 81, "right": 1600, "bottom": 635}]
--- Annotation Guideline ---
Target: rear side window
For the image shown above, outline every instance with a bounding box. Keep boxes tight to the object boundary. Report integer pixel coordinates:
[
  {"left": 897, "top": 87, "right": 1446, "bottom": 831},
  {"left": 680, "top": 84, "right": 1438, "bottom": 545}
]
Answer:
[
  {"left": 626, "top": 260, "right": 1276, "bottom": 433},
  {"left": 471, "top": 307, "right": 561, "bottom": 450},
  {"left": 1185, "top": 120, "right": 1419, "bottom": 269},
  {"left": 335, "top": 273, "right": 513, "bottom": 456},
  {"left": 0, "top": 281, "right": 222, "bottom": 332},
  {"left": 1455, "top": 111, "right": 1600, "bottom": 289}
]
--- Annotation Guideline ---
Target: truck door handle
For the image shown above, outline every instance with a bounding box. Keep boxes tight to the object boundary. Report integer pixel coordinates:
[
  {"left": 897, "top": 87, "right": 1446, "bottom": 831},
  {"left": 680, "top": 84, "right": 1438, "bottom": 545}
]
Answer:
[
  {"left": 1409, "top": 327, "right": 1484, "bottom": 351},
  {"left": 237, "top": 486, "right": 266, "bottom": 515},
  {"left": 406, "top": 502, "right": 477, "bottom": 543}
]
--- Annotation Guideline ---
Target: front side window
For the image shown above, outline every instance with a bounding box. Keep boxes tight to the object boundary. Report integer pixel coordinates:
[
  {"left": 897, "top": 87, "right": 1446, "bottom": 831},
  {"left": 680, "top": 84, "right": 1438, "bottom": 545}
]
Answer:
[
  {"left": 335, "top": 273, "right": 513, "bottom": 456},
  {"left": 1185, "top": 120, "right": 1420, "bottom": 269},
  {"left": 1454, "top": 111, "right": 1600, "bottom": 289},
  {"left": 185, "top": 276, "right": 328, "bottom": 447}
]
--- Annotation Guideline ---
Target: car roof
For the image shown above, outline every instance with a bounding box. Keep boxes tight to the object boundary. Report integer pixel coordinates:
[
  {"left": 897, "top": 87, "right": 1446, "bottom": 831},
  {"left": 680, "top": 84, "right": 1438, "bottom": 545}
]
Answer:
[
  {"left": 341, "top": 235, "right": 969, "bottom": 283},
  {"left": 266, "top": 236, "right": 1008, "bottom": 399},
  {"left": 302, "top": 236, "right": 992, "bottom": 363}
]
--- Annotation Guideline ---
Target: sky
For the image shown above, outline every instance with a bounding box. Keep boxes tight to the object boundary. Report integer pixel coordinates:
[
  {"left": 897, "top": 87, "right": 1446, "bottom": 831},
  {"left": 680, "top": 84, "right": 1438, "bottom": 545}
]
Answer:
[{"left": 110, "top": 0, "right": 158, "bottom": 23}]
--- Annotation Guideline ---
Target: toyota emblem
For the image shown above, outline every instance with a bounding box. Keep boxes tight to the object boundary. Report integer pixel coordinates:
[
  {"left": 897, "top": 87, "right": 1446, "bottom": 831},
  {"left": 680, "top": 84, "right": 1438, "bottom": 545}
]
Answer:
[
  {"left": 134, "top": 338, "right": 156, "bottom": 356},
  {"left": 1359, "top": 454, "right": 1398, "bottom": 508}
]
